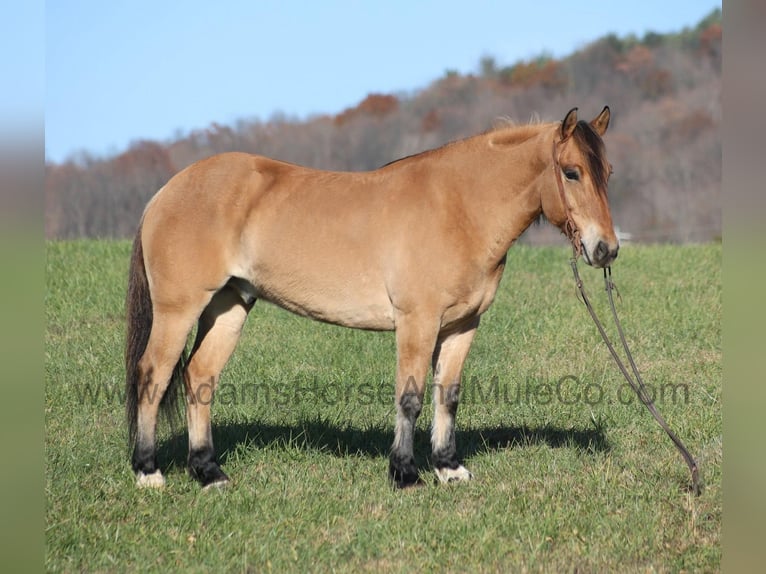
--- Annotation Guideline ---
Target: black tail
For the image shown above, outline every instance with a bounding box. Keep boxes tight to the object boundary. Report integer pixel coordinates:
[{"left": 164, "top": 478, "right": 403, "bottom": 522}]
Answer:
[{"left": 125, "top": 222, "right": 186, "bottom": 448}]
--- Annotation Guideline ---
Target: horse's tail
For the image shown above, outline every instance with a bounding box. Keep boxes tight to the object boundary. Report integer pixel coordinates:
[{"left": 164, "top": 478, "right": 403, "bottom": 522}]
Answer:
[{"left": 125, "top": 222, "right": 185, "bottom": 447}]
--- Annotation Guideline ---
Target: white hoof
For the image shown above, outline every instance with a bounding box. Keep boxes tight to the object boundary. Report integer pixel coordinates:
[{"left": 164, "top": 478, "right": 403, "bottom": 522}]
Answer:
[
  {"left": 136, "top": 470, "right": 165, "bottom": 488},
  {"left": 435, "top": 465, "right": 474, "bottom": 484},
  {"left": 202, "top": 478, "right": 230, "bottom": 491}
]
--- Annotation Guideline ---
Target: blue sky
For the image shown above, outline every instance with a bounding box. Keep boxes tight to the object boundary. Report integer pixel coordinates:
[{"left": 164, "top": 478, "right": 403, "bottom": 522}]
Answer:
[
  {"left": 2, "top": 2, "right": 44, "bottom": 141},
  {"left": 41, "top": 1, "right": 720, "bottom": 163}
]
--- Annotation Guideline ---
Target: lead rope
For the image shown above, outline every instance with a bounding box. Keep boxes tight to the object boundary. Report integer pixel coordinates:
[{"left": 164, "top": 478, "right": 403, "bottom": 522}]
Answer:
[
  {"left": 569, "top": 254, "right": 700, "bottom": 495},
  {"left": 552, "top": 134, "right": 700, "bottom": 494}
]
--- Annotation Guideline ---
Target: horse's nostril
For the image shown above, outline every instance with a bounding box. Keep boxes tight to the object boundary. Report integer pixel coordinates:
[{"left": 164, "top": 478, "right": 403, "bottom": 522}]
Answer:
[
  {"left": 612, "top": 245, "right": 620, "bottom": 260},
  {"left": 595, "top": 240, "right": 608, "bottom": 262}
]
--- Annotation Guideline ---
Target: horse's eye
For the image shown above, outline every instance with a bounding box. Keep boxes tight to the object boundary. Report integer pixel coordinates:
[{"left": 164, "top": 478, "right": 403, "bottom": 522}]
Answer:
[{"left": 564, "top": 168, "right": 580, "bottom": 181}]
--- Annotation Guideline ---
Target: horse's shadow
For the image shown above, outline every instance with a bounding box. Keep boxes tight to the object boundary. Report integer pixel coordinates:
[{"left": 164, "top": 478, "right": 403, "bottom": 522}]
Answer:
[{"left": 157, "top": 417, "right": 609, "bottom": 471}]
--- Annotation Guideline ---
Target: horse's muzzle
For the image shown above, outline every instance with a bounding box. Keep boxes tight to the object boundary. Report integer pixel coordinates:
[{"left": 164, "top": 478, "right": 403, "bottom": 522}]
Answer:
[
  {"left": 582, "top": 239, "right": 619, "bottom": 267},
  {"left": 591, "top": 240, "right": 619, "bottom": 267}
]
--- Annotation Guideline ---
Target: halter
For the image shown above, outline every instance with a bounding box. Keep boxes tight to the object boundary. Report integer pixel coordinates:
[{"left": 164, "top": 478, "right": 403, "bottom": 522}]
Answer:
[
  {"left": 551, "top": 136, "right": 583, "bottom": 257},
  {"left": 553, "top": 130, "right": 700, "bottom": 495}
]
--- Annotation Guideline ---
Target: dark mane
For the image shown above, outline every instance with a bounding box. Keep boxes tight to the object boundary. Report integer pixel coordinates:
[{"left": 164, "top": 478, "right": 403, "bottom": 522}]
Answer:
[
  {"left": 378, "top": 139, "right": 454, "bottom": 169},
  {"left": 379, "top": 149, "right": 430, "bottom": 169},
  {"left": 572, "top": 120, "right": 608, "bottom": 194}
]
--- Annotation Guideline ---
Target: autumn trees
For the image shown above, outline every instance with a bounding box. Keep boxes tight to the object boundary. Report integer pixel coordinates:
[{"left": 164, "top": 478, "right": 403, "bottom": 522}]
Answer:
[{"left": 45, "top": 9, "right": 721, "bottom": 243}]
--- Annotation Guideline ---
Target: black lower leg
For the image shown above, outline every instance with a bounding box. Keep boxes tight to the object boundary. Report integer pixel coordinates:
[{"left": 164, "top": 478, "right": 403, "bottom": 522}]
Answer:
[
  {"left": 432, "top": 385, "right": 460, "bottom": 471},
  {"left": 131, "top": 440, "right": 157, "bottom": 475},
  {"left": 188, "top": 445, "right": 228, "bottom": 487},
  {"left": 389, "top": 391, "right": 422, "bottom": 488},
  {"left": 389, "top": 450, "right": 420, "bottom": 487},
  {"left": 432, "top": 432, "right": 459, "bottom": 471}
]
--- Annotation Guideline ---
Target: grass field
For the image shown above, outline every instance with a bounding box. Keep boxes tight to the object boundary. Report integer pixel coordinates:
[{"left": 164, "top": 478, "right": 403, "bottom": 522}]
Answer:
[{"left": 45, "top": 241, "right": 721, "bottom": 572}]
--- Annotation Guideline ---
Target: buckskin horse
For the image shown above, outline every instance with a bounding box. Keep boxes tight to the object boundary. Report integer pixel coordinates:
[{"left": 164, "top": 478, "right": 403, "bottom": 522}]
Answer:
[{"left": 125, "top": 106, "right": 619, "bottom": 489}]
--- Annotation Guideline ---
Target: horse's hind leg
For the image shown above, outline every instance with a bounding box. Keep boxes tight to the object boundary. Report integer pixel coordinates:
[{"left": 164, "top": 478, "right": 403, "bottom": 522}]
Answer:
[
  {"left": 185, "top": 285, "right": 253, "bottom": 488},
  {"left": 134, "top": 307, "right": 202, "bottom": 488},
  {"left": 431, "top": 317, "right": 479, "bottom": 483}
]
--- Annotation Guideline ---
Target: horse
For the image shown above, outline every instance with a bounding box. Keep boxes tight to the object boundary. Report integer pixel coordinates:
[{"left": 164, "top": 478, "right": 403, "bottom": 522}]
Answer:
[{"left": 125, "top": 106, "right": 619, "bottom": 489}]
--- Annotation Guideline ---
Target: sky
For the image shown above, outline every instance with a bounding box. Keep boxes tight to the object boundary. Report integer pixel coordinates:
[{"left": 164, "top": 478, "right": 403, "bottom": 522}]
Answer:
[{"left": 41, "top": 0, "right": 721, "bottom": 164}]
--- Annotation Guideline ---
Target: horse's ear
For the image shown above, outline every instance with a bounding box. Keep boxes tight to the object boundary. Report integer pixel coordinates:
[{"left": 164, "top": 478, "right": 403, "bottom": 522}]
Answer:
[
  {"left": 591, "top": 106, "right": 610, "bottom": 136},
  {"left": 561, "top": 107, "right": 578, "bottom": 140}
]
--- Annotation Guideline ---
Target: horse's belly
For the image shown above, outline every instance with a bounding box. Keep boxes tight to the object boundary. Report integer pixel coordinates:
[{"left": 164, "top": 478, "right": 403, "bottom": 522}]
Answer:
[
  {"left": 240, "top": 270, "right": 395, "bottom": 331},
  {"left": 305, "top": 300, "right": 396, "bottom": 330},
  {"left": 269, "top": 289, "right": 395, "bottom": 330}
]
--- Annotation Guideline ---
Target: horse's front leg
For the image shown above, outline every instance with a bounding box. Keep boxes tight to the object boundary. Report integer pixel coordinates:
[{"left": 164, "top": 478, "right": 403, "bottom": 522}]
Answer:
[
  {"left": 389, "top": 313, "right": 439, "bottom": 488},
  {"left": 431, "top": 317, "right": 479, "bottom": 483}
]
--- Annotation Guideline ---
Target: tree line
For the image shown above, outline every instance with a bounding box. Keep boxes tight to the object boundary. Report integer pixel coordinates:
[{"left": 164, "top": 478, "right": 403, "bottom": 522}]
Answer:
[{"left": 45, "top": 9, "right": 721, "bottom": 243}]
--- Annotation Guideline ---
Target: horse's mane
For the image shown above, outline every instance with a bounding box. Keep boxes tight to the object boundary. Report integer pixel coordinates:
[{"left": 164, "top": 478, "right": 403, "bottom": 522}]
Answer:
[
  {"left": 491, "top": 114, "right": 609, "bottom": 194},
  {"left": 379, "top": 113, "right": 608, "bottom": 181},
  {"left": 489, "top": 112, "right": 546, "bottom": 130},
  {"left": 572, "top": 120, "right": 609, "bottom": 194}
]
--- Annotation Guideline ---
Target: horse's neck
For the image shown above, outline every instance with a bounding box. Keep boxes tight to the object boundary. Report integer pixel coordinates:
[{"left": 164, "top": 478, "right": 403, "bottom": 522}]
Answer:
[{"left": 453, "top": 124, "right": 556, "bottom": 262}]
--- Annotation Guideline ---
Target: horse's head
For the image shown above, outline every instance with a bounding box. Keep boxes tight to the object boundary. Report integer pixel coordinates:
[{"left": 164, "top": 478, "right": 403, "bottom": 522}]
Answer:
[{"left": 543, "top": 106, "right": 619, "bottom": 267}]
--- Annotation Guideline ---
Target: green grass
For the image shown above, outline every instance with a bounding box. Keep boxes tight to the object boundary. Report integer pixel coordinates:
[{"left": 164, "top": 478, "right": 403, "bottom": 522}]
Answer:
[{"left": 45, "top": 241, "right": 721, "bottom": 572}]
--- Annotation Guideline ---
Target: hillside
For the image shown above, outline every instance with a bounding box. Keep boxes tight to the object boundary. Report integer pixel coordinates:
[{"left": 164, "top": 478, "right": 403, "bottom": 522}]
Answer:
[{"left": 45, "top": 8, "right": 721, "bottom": 242}]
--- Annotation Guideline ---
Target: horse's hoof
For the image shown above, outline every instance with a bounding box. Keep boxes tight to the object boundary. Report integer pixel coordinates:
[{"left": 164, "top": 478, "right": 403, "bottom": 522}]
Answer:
[
  {"left": 136, "top": 470, "right": 165, "bottom": 488},
  {"left": 202, "top": 477, "right": 230, "bottom": 491},
  {"left": 389, "top": 454, "right": 422, "bottom": 489},
  {"left": 395, "top": 476, "right": 425, "bottom": 489},
  {"left": 435, "top": 465, "right": 474, "bottom": 484}
]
